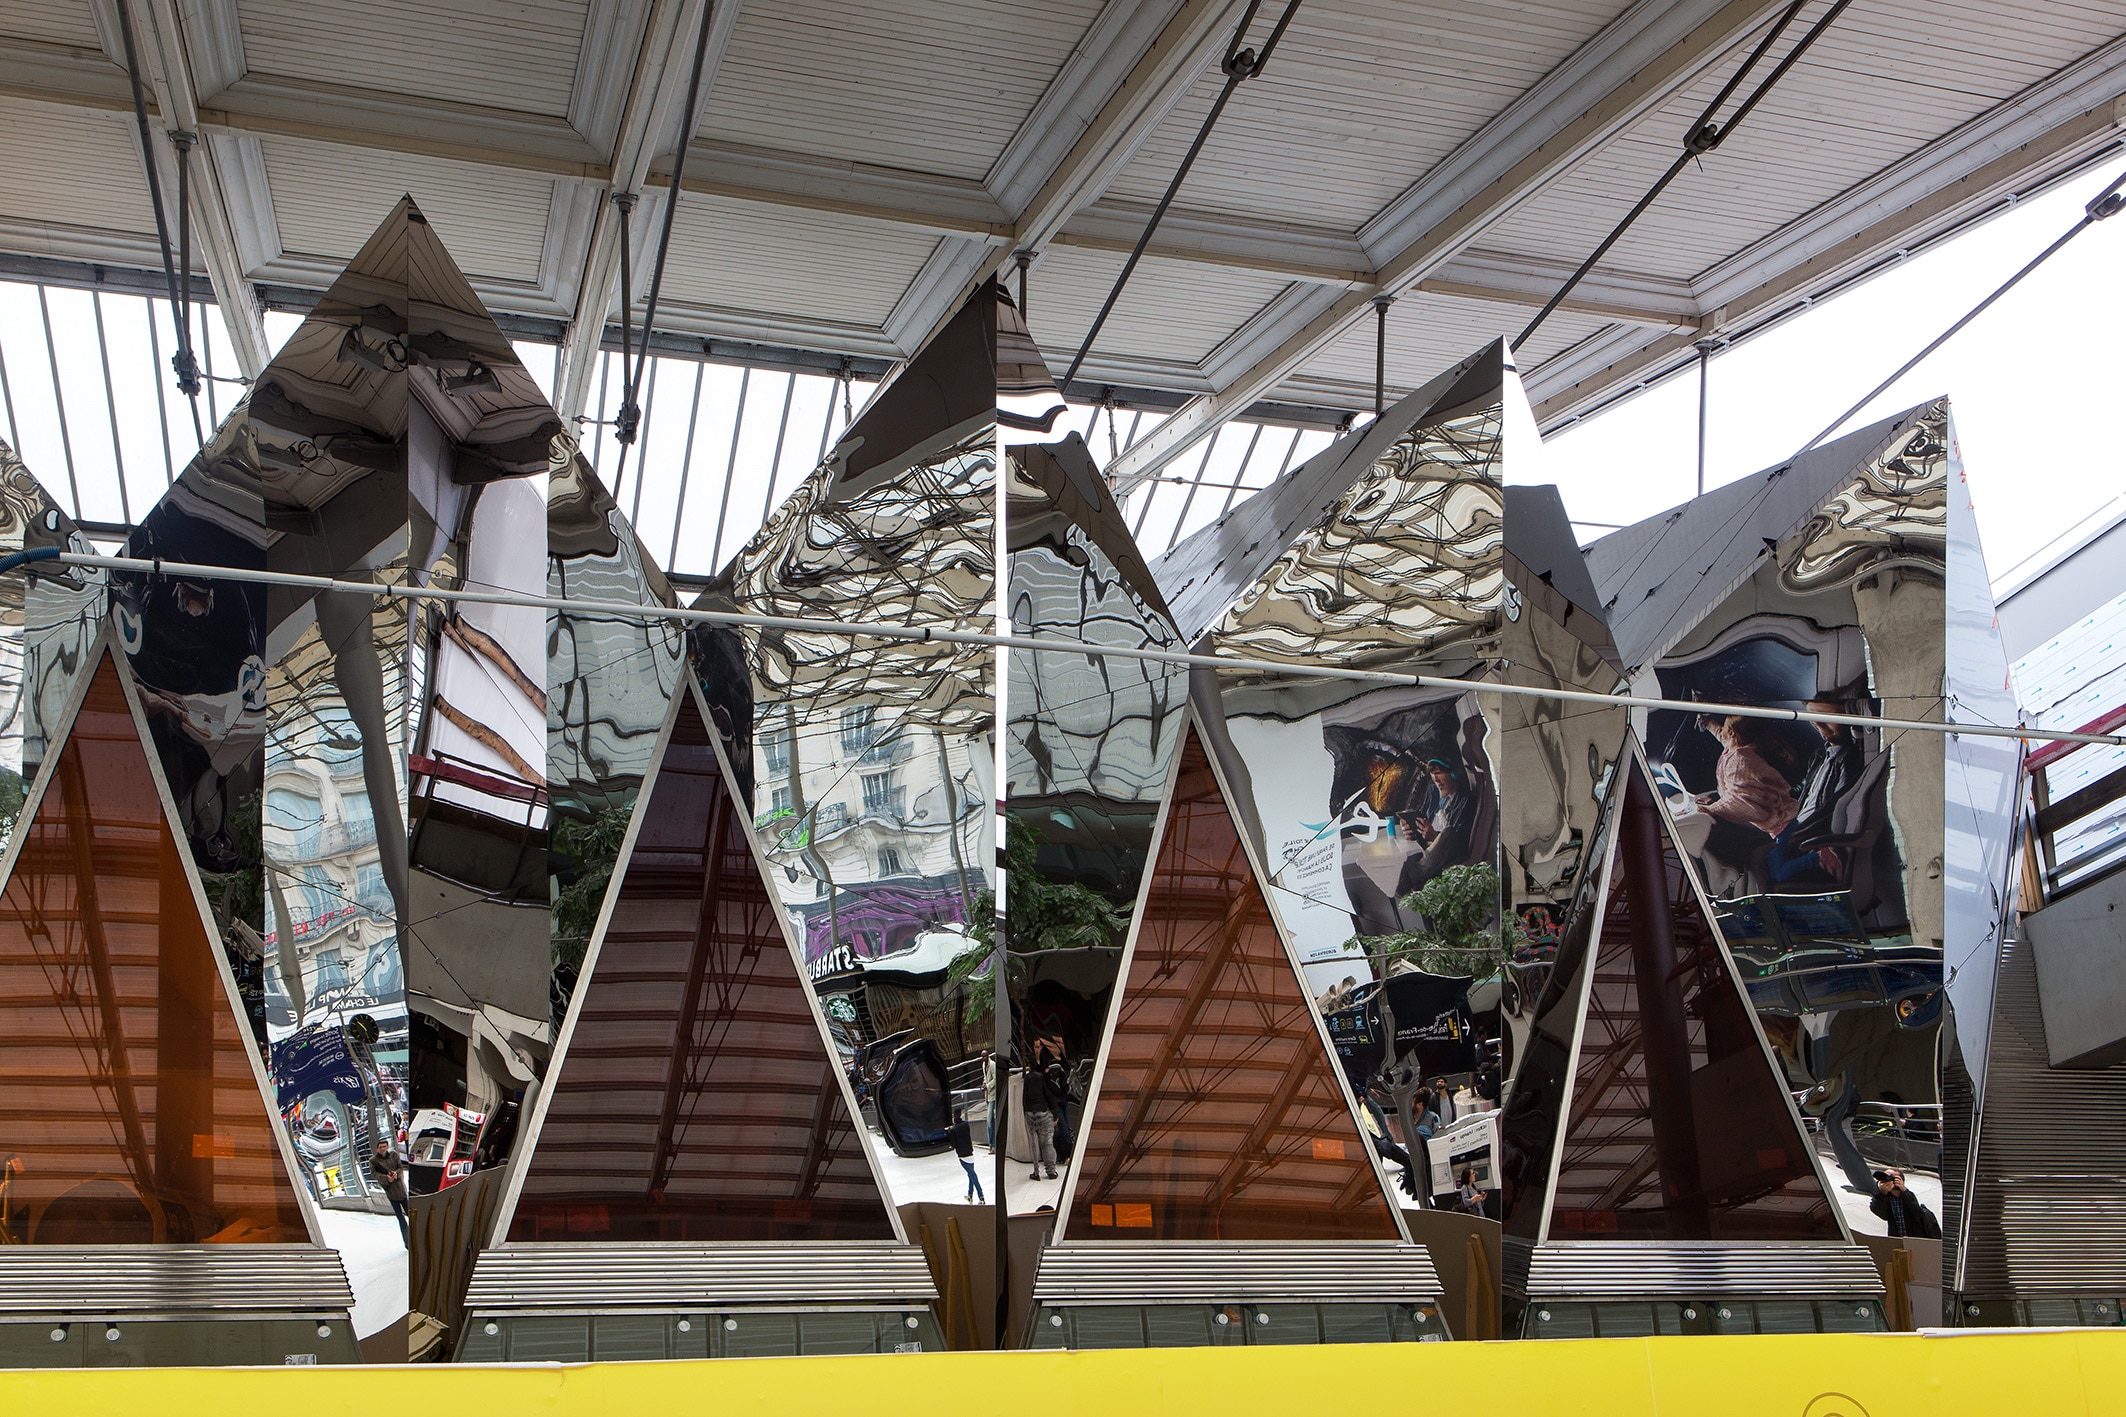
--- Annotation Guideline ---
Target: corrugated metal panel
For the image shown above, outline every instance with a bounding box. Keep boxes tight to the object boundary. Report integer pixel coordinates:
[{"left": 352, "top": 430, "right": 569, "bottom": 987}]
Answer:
[
  {"left": 1477, "top": 1, "right": 2126, "bottom": 279},
  {"left": 0, "top": 1245, "right": 355, "bottom": 1315},
  {"left": 1104, "top": 0, "right": 1635, "bottom": 230},
  {"left": 0, "top": 0, "right": 103, "bottom": 48},
  {"left": 261, "top": 137, "right": 556, "bottom": 283},
  {"left": 1958, "top": 932, "right": 2126, "bottom": 1296},
  {"left": 1033, "top": 1242, "right": 1443, "bottom": 1304},
  {"left": 240, "top": 0, "right": 591, "bottom": 120},
  {"left": 653, "top": 197, "right": 941, "bottom": 329},
  {"left": 695, "top": 0, "right": 1110, "bottom": 183},
  {"left": 463, "top": 1242, "right": 940, "bottom": 1311},
  {"left": 1279, "top": 290, "right": 1609, "bottom": 405},
  {"left": 1030, "top": 245, "right": 1294, "bottom": 368},
  {"left": 1514, "top": 1241, "right": 1885, "bottom": 1299},
  {"left": 0, "top": 99, "right": 158, "bottom": 237}
]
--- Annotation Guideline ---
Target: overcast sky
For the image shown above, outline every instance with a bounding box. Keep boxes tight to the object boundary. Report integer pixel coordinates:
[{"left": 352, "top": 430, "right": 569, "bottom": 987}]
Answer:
[{"left": 1541, "top": 161, "right": 2126, "bottom": 592}]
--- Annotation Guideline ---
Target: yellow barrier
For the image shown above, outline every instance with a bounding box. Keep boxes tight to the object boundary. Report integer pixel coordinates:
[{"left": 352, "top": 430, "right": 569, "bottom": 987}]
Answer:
[{"left": 5, "top": 1331, "right": 2123, "bottom": 1417}]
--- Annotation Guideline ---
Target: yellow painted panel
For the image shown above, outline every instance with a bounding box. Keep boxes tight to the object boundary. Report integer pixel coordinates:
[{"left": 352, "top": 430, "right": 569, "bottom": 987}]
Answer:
[{"left": 4, "top": 1332, "right": 2124, "bottom": 1417}]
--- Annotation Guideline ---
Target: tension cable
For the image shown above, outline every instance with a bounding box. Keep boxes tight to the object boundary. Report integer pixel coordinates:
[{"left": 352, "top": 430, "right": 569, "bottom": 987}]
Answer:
[
  {"left": 610, "top": 0, "right": 722, "bottom": 485},
  {"left": 113, "top": 0, "right": 206, "bottom": 442},
  {"left": 1059, "top": 0, "right": 1305, "bottom": 392},
  {"left": 1793, "top": 163, "right": 2126, "bottom": 459},
  {"left": 1517, "top": 0, "right": 1851, "bottom": 350}
]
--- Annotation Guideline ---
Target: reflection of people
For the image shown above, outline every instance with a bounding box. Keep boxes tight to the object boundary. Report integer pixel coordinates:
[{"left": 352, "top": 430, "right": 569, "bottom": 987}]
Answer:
[
  {"left": 1394, "top": 759, "right": 1476, "bottom": 896},
  {"left": 1693, "top": 715, "right": 1797, "bottom": 835},
  {"left": 980, "top": 1051, "right": 997, "bottom": 1153},
  {"left": 950, "top": 1108, "right": 983, "bottom": 1203},
  {"left": 1458, "top": 1167, "right": 1489, "bottom": 1216},
  {"left": 1869, "top": 1167, "right": 1940, "bottom": 1238},
  {"left": 1767, "top": 702, "right": 1864, "bottom": 882},
  {"left": 1431, "top": 1078, "right": 1456, "bottom": 1125},
  {"left": 371, "top": 1140, "right": 409, "bottom": 1243},
  {"left": 1022, "top": 1064, "right": 1060, "bottom": 1182}
]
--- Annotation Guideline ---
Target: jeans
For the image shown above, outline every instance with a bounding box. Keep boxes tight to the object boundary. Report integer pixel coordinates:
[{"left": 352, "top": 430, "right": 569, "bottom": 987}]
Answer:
[
  {"left": 1026, "top": 1110, "right": 1058, "bottom": 1171},
  {"left": 959, "top": 1158, "right": 984, "bottom": 1202}
]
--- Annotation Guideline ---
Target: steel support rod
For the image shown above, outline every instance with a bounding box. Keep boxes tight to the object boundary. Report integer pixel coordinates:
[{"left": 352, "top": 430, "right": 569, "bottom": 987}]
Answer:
[{"left": 38, "top": 550, "right": 2122, "bottom": 750}]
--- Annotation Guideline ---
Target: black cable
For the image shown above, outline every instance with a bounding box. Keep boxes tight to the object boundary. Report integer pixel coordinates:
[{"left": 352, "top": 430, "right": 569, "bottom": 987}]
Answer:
[
  {"left": 611, "top": 191, "right": 638, "bottom": 488},
  {"left": 112, "top": 0, "right": 204, "bottom": 428},
  {"left": 1060, "top": 0, "right": 1304, "bottom": 391},
  {"left": 1372, "top": 294, "right": 1393, "bottom": 415},
  {"left": 1518, "top": 0, "right": 1849, "bottom": 350},
  {"left": 1794, "top": 164, "right": 2126, "bottom": 459},
  {"left": 616, "top": 0, "right": 720, "bottom": 469}
]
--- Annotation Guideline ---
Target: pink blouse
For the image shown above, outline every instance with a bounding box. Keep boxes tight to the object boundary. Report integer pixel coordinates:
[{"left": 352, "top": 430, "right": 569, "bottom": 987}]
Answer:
[{"left": 1702, "top": 745, "right": 1797, "bottom": 837}]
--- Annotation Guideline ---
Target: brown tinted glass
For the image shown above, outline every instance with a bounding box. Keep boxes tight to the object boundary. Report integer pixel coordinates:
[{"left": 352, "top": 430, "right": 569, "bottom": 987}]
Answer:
[
  {"left": 0, "top": 652, "right": 309, "bottom": 1244},
  {"left": 1065, "top": 726, "right": 1400, "bottom": 1241},
  {"left": 508, "top": 683, "right": 895, "bottom": 1242},
  {"left": 1529, "top": 754, "right": 1841, "bottom": 1242}
]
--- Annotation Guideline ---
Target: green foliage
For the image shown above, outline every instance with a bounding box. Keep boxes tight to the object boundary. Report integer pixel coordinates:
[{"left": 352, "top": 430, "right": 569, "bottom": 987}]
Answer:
[
  {"left": 551, "top": 800, "right": 635, "bottom": 972},
  {"left": 1345, "top": 860, "right": 1526, "bottom": 980},
  {"left": 0, "top": 766, "right": 20, "bottom": 856},
  {"left": 948, "top": 815, "right": 1131, "bottom": 1024},
  {"left": 197, "top": 789, "right": 264, "bottom": 938}
]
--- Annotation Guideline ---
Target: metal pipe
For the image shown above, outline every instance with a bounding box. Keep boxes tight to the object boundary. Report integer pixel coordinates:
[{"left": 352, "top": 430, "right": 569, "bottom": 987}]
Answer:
[{"left": 47, "top": 551, "right": 2124, "bottom": 750}]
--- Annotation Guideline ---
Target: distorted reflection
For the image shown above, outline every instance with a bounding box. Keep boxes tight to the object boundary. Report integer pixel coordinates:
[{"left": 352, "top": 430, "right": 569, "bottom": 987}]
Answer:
[
  {"left": 1066, "top": 726, "right": 1402, "bottom": 1242},
  {"left": 1498, "top": 744, "right": 1841, "bottom": 1243},
  {"left": 507, "top": 679, "right": 895, "bottom": 1242},
  {"left": 0, "top": 651, "right": 310, "bottom": 1245}
]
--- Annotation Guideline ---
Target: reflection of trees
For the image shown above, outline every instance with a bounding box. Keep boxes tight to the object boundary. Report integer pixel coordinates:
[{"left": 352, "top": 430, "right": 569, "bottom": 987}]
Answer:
[
  {"left": 1346, "top": 861, "right": 1524, "bottom": 979},
  {"left": 950, "top": 816, "right": 1130, "bottom": 1024},
  {"left": 550, "top": 800, "right": 633, "bottom": 975}
]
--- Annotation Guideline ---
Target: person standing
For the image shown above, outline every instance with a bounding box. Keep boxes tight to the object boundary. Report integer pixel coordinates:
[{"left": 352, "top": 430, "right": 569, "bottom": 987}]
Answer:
[
  {"left": 1870, "top": 1168, "right": 1941, "bottom": 1238},
  {"left": 371, "top": 1139, "right": 409, "bottom": 1244},
  {"left": 1022, "top": 1061, "right": 1060, "bottom": 1181},
  {"left": 950, "top": 1108, "right": 983, "bottom": 1203},
  {"left": 980, "top": 1050, "right": 997, "bottom": 1152}
]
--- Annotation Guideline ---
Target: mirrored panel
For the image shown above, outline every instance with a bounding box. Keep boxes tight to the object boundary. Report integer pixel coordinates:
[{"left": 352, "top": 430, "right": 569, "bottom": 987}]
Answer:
[
  {"left": 1500, "top": 743, "right": 1842, "bottom": 1243},
  {"left": 506, "top": 677, "right": 896, "bottom": 1242},
  {"left": 1064, "top": 724, "right": 1400, "bottom": 1242},
  {"left": 0, "top": 650, "right": 308, "bottom": 1244},
  {"left": 1002, "top": 432, "right": 1186, "bottom": 1218}
]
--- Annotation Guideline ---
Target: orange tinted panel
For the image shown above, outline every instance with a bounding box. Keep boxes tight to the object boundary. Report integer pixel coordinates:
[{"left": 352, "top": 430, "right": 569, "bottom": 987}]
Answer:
[
  {"left": 1501, "top": 750, "right": 1841, "bottom": 1242},
  {"left": 0, "top": 651, "right": 309, "bottom": 1244},
  {"left": 1066, "top": 726, "right": 1400, "bottom": 1241},
  {"left": 507, "top": 683, "right": 895, "bottom": 1242}
]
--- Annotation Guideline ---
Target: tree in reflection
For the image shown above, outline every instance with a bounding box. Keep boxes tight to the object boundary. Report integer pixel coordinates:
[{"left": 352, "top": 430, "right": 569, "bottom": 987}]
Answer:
[
  {"left": 1347, "top": 860, "right": 1526, "bottom": 979},
  {"left": 948, "top": 816, "right": 1130, "bottom": 1026}
]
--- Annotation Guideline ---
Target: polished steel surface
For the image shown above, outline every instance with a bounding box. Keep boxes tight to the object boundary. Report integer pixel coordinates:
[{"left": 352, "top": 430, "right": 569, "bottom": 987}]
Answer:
[
  {"left": 0, "top": 1245, "right": 355, "bottom": 1314},
  {"left": 1032, "top": 1241, "right": 1441, "bottom": 1304},
  {"left": 463, "top": 1242, "right": 939, "bottom": 1310},
  {"left": 1509, "top": 1239, "right": 1885, "bottom": 1299}
]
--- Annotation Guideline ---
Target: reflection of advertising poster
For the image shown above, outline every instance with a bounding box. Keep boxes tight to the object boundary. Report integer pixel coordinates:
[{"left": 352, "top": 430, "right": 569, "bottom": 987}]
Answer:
[
  {"left": 1646, "top": 612, "right": 1940, "bottom": 1129},
  {"left": 1230, "top": 686, "right": 1498, "bottom": 966},
  {"left": 1325, "top": 970, "right": 1480, "bottom": 1081},
  {"left": 1647, "top": 618, "right": 1905, "bottom": 930}
]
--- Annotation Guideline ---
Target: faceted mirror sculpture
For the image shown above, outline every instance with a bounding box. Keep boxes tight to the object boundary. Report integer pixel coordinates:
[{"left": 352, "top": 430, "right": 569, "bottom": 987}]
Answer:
[
  {"left": 1064, "top": 724, "right": 1402, "bottom": 1242},
  {"left": 1498, "top": 739, "right": 1843, "bottom": 1243},
  {"left": 504, "top": 677, "right": 895, "bottom": 1242},
  {"left": 1583, "top": 404, "right": 1971, "bottom": 1275},
  {"left": 1003, "top": 429, "right": 1187, "bottom": 1218},
  {"left": 0, "top": 648, "right": 311, "bottom": 1245}
]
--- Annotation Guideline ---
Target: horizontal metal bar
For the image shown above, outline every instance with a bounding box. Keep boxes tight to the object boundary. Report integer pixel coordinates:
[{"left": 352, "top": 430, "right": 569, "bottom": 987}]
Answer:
[{"left": 50, "top": 552, "right": 2124, "bottom": 750}]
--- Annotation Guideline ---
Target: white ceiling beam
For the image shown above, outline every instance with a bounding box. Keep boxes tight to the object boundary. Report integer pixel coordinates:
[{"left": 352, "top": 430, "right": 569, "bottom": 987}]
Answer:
[
  {"left": 1106, "top": 0, "right": 1791, "bottom": 490},
  {"left": 1529, "top": 35, "right": 2126, "bottom": 426},
  {"left": 881, "top": 0, "right": 1249, "bottom": 360},
  {"left": 554, "top": 0, "right": 739, "bottom": 421},
  {"left": 74, "top": 0, "right": 274, "bottom": 377}
]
